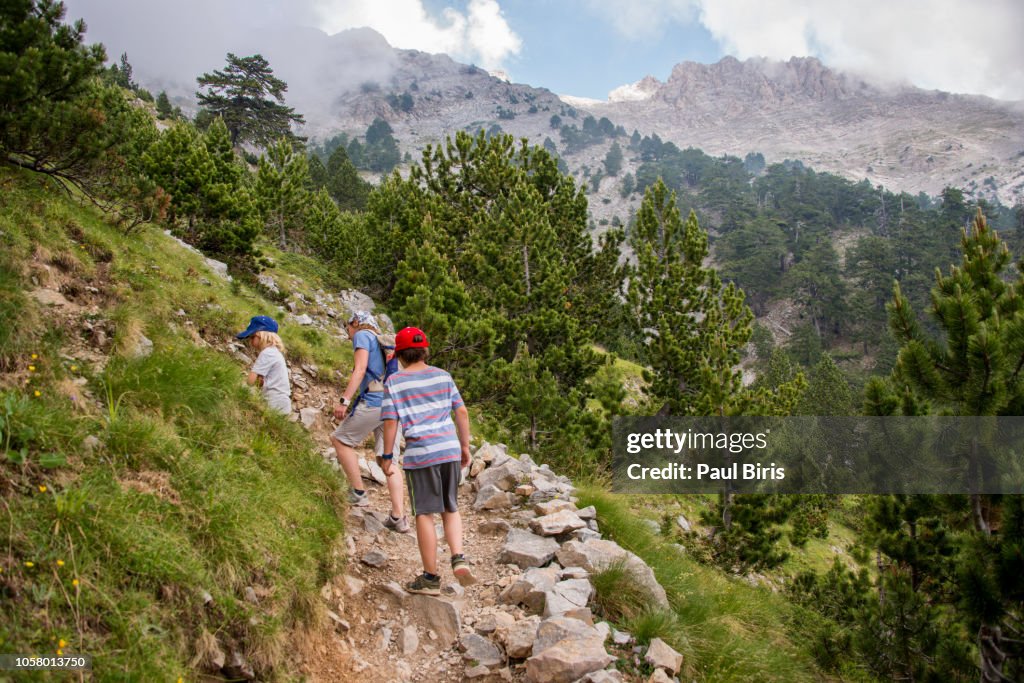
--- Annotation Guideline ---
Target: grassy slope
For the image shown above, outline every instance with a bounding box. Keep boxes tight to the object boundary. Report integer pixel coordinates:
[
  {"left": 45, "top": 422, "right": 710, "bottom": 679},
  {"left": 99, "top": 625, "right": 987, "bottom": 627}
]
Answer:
[
  {"left": 578, "top": 487, "right": 835, "bottom": 682},
  {"left": 0, "top": 170, "right": 349, "bottom": 681}
]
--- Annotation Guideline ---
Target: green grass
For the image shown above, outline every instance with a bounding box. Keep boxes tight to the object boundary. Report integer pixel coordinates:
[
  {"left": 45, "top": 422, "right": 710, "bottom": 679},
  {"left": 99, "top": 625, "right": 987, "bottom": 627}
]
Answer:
[
  {"left": 577, "top": 486, "right": 831, "bottom": 682},
  {"left": 0, "top": 169, "right": 347, "bottom": 680}
]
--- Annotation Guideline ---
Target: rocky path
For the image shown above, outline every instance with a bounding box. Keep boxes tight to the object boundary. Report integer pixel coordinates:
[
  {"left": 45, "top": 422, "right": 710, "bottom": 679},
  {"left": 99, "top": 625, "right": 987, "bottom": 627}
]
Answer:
[{"left": 296, "top": 443, "right": 685, "bottom": 683}]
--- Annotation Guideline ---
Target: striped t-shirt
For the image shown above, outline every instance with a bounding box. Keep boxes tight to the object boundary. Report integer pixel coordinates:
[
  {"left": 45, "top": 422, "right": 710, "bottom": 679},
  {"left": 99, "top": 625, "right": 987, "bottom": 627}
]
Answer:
[{"left": 381, "top": 366, "right": 465, "bottom": 470}]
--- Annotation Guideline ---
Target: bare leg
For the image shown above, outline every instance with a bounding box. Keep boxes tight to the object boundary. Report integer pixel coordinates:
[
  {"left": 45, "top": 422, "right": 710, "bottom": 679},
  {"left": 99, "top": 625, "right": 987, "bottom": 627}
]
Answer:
[
  {"left": 331, "top": 435, "right": 364, "bottom": 490},
  {"left": 415, "top": 514, "right": 438, "bottom": 575},
  {"left": 441, "top": 511, "right": 463, "bottom": 557},
  {"left": 385, "top": 468, "right": 404, "bottom": 517}
]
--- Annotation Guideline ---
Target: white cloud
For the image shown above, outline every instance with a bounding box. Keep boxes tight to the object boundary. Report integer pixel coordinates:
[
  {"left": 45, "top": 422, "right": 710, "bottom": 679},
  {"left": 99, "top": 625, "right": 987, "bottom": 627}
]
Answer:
[
  {"left": 581, "top": 0, "right": 698, "bottom": 41},
  {"left": 585, "top": 0, "right": 1024, "bottom": 100},
  {"left": 314, "top": 0, "right": 521, "bottom": 70}
]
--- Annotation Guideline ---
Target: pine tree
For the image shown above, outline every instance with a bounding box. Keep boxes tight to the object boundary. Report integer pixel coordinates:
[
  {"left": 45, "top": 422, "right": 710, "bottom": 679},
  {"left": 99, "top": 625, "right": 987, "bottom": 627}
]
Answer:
[
  {"left": 871, "top": 208, "right": 1024, "bottom": 681},
  {"left": 195, "top": 53, "right": 304, "bottom": 147},
  {"left": 254, "top": 137, "right": 310, "bottom": 248},
  {"left": 326, "top": 146, "right": 369, "bottom": 211},
  {"left": 155, "top": 91, "right": 174, "bottom": 120},
  {"left": 604, "top": 141, "right": 623, "bottom": 176}
]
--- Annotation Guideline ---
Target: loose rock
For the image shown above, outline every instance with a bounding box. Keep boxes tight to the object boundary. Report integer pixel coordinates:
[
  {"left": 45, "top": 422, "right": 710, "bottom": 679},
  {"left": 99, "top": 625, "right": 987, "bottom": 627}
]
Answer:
[
  {"left": 500, "top": 529, "right": 560, "bottom": 569},
  {"left": 644, "top": 637, "right": 683, "bottom": 675}
]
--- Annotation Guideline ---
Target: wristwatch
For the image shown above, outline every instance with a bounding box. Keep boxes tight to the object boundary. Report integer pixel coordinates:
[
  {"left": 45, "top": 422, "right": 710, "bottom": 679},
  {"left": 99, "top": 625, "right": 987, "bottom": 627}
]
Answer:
[{"left": 341, "top": 397, "right": 350, "bottom": 406}]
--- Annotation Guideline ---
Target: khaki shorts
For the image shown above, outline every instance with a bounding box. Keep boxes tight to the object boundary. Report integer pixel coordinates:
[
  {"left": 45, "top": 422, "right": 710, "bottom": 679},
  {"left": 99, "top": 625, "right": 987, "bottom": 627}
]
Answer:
[{"left": 332, "top": 404, "right": 401, "bottom": 457}]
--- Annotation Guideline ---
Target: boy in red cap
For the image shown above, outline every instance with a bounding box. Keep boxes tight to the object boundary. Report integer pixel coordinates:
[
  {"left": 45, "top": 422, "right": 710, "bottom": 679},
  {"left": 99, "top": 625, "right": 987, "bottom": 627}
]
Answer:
[{"left": 379, "top": 326, "right": 476, "bottom": 593}]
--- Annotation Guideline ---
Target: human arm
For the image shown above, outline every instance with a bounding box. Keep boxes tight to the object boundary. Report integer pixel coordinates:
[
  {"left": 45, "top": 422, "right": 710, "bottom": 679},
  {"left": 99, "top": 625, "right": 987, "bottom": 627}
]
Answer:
[
  {"left": 453, "top": 404, "right": 471, "bottom": 467},
  {"left": 333, "top": 346, "right": 369, "bottom": 420},
  {"left": 379, "top": 419, "right": 398, "bottom": 476},
  {"left": 246, "top": 371, "right": 263, "bottom": 387}
]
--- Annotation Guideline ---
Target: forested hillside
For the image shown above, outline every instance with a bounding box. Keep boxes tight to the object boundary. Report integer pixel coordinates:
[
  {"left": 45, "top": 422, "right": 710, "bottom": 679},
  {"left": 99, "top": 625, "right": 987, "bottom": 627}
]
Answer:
[{"left": 4, "top": 2, "right": 1024, "bottom": 682}]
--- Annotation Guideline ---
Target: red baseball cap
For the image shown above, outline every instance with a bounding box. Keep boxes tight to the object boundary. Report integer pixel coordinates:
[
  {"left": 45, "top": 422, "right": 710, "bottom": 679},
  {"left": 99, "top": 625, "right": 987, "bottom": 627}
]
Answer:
[{"left": 395, "top": 326, "right": 429, "bottom": 351}]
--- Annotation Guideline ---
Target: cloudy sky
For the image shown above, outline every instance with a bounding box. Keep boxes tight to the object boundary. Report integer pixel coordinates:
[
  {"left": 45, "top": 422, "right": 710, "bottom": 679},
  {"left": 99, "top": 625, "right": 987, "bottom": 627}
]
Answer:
[{"left": 64, "top": 0, "right": 1024, "bottom": 101}]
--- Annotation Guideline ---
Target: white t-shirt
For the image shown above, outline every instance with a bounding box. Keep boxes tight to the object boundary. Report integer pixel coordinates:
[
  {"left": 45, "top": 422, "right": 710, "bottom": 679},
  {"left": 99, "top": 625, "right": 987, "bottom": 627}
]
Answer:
[{"left": 252, "top": 347, "right": 291, "bottom": 415}]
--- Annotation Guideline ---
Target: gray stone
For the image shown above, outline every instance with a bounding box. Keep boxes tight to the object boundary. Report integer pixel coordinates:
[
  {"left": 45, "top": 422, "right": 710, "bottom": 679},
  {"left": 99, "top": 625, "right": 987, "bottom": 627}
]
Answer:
[
  {"left": 594, "top": 622, "right": 611, "bottom": 643},
  {"left": 130, "top": 333, "right": 153, "bottom": 359},
  {"left": 244, "top": 586, "right": 258, "bottom": 603},
  {"left": 644, "top": 637, "right": 683, "bottom": 675},
  {"left": 555, "top": 540, "right": 669, "bottom": 609},
  {"left": 475, "top": 485, "right": 515, "bottom": 510},
  {"left": 470, "top": 457, "right": 487, "bottom": 478},
  {"left": 475, "top": 611, "right": 516, "bottom": 635},
  {"left": 500, "top": 529, "right": 560, "bottom": 569},
  {"left": 377, "top": 312, "right": 394, "bottom": 333},
  {"left": 534, "top": 500, "right": 578, "bottom": 516},
  {"left": 474, "top": 442, "right": 505, "bottom": 464},
  {"left": 525, "top": 635, "right": 613, "bottom": 682},
  {"left": 541, "top": 579, "right": 592, "bottom": 618},
  {"left": 363, "top": 512, "right": 386, "bottom": 535},
  {"left": 559, "top": 567, "right": 589, "bottom": 580},
  {"left": 204, "top": 256, "right": 231, "bottom": 281},
  {"left": 461, "top": 632, "right": 504, "bottom": 668},
  {"left": 647, "top": 669, "right": 673, "bottom": 683},
  {"left": 642, "top": 519, "right": 660, "bottom": 534},
  {"left": 381, "top": 581, "right": 409, "bottom": 603},
  {"left": 343, "top": 574, "right": 365, "bottom": 596},
  {"left": 337, "top": 289, "right": 376, "bottom": 315},
  {"left": 294, "top": 313, "right": 315, "bottom": 326},
  {"left": 573, "top": 528, "right": 602, "bottom": 543},
  {"left": 576, "top": 506, "right": 597, "bottom": 521},
  {"left": 465, "top": 664, "right": 492, "bottom": 679},
  {"left": 400, "top": 625, "right": 419, "bottom": 654},
  {"left": 375, "top": 625, "right": 392, "bottom": 650},
  {"left": 500, "top": 566, "right": 560, "bottom": 613},
  {"left": 532, "top": 617, "right": 601, "bottom": 655},
  {"left": 611, "top": 628, "right": 633, "bottom": 646},
  {"left": 326, "top": 610, "right": 350, "bottom": 632},
  {"left": 361, "top": 549, "right": 388, "bottom": 567},
  {"left": 587, "top": 520, "right": 600, "bottom": 533},
  {"left": 478, "top": 462, "right": 528, "bottom": 492},
  {"left": 443, "top": 582, "right": 466, "bottom": 598},
  {"left": 408, "top": 594, "right": 462, "bottom": 646},
  {"left": 575, "top": 671, "right": 624, "bottom": 683},
  {"left": 257, "top": 274, "right": 278, "bottom": 293},
  {"left": 367, "top": 459, "right": 387, "bottom": 485},
  {"left": 299, "top": 407, "right": 322, "bottom": 430},
  {"left": 479, "top": 519, "right": 512, "bottom": 535},
  {"left": 676, "top": 514, "right": 692, "bottom": 532},
  {"left": 530, "top": 510, "right": 587, "bottom": 537},
  {"left": 498, "top": 616, "right": 540, "bottom": 659}
]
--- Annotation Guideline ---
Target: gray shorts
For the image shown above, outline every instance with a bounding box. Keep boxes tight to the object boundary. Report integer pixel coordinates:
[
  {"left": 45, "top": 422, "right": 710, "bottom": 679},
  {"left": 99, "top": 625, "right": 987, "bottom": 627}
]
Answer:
[
  {"left": 333, "top": 404, "right": 388, "bottom": 456},
  {"left": 405, "top": 461, "right": 460, "bottom": 516}
]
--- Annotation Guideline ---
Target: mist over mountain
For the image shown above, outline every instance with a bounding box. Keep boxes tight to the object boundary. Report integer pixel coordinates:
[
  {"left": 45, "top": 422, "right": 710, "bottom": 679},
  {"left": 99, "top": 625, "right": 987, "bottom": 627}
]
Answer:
[{"left": 146, "top": 26, "right": 1024, "bottom": 207}]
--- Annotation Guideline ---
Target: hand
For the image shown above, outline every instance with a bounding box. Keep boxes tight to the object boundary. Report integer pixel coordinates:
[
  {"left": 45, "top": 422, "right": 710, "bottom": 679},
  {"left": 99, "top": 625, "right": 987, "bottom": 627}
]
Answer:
[
  {"left": 377, "top": 456, "right": 393, "bottom": 477},
  {"left": 334, "top": 403, "right": 348, "bottom": 420},
  {"left": 460, "top": 446, "right": 471, "bottom": 468}
]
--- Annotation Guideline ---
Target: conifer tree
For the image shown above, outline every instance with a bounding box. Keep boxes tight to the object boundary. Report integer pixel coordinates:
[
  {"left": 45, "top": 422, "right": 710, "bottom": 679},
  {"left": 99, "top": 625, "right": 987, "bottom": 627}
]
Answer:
[
  {"left": 155, "top": 91, "right": 174, "bottom": 120},
  {"left": 869, "top": 208, "right": 1024, "bottom": 681},
  {"left": 254, "top": 137, "right": 310, "bottom": 248},
  {"left": 326, "top": 145, "right": 369, "bottom": 211},
  {"left": 195, "top": 53, "right": 304, "bottom": 147}
]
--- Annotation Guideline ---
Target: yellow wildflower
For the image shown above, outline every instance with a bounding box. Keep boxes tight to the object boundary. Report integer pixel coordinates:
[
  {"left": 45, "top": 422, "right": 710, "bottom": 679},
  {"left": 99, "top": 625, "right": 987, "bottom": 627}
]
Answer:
[
  {"left": 59, "top": 639, "right": 66, "bottom": 648},
  {"left": 57, "top": 559, "right": 65, "bottom": 567},
  {"left": 31, "top": 353, "right": 38, "bottom": 359},
  {"left": 28, "top": 365, "right": 36, "bottom": 371},
  {"left": 57, "top": 649, "right": 63, "bottom": 655},
  {"left": 70, "top": 365, "right": 78, "bottom": 371},
  {"left": 38, "top": 485, "right": 47, "bottom": 493},
  {"left": 34, "top": 390, "right": 41, "bottom": 397},
  {"left": 24, "top": 561, "right": 34, "bottom": 568},
  {"left": 72, "top": 578, "right": 79, "bottom": 587}
]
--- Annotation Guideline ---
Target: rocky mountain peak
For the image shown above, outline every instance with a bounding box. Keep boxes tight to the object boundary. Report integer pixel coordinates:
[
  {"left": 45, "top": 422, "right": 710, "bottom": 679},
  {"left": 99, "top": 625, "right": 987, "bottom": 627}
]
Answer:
[{"left": 658, "top": 55, "right": 874, "bottom": 106}]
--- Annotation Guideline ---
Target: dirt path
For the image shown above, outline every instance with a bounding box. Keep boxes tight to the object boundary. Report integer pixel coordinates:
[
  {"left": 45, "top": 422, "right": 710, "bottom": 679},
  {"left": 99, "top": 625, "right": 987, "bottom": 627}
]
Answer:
[{"left": 298, "top": 445, "right": 531, "bottom": 682}]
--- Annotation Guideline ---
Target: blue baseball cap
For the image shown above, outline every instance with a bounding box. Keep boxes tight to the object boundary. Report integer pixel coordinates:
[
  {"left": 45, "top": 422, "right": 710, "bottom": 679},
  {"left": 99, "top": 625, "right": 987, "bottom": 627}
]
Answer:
[{"left": 236, "top": 315, "right": 278, "bottom": 339}]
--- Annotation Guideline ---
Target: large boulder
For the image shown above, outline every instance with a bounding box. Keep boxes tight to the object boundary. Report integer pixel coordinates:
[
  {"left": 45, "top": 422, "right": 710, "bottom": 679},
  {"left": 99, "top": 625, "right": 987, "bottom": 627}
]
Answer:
[
  {"left": 500, "top": 529, "right": 560, "bottom": 569},
  {"left": 530, "top": 510, "right": 587, "bottom": 537},
  {"left": 477, "top": 460, "right": 529, "bottom": 492},
  {"left": 525, "top": 617, "right": 614, "bottom": 683},
  {"left": 500, "top": 566, "right": 560, "bottom": 613},
  {"left": 542, "top": 579, "right": 593, "bottom": 618},
  {"left": 555, "top": 540, "right": 669, "bottom": 608},
  {"left": 407, "top": 595, "right": 462, "bottom": 646},
  {"left": 496, "top": 615, "right": 541, "bottom": 659},
  {"left": 644, "top": 637, "right": 683, "bottom": 675},
  {"left": 474, "top": 484, "right": 516, "bottom": 510},
  {"left": 460, "top": 632, "right": 504, "bottom": 668}
]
